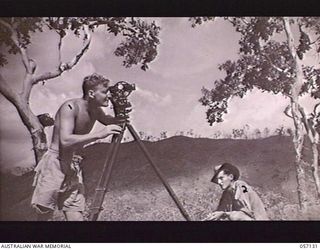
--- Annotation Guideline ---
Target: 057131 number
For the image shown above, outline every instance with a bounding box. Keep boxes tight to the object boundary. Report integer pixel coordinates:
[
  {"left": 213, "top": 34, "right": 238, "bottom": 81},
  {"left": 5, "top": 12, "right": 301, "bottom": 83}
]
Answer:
[{"left": 300, "top": 244, "right": 318, "bottom": 248}]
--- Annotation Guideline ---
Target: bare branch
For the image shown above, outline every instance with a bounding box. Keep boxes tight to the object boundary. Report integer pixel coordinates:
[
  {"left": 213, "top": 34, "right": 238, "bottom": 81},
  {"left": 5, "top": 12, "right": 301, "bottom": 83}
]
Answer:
[
  {"left": 44, "top": 18, "right": 61, "bottom": 35},
  {"left": 283, "top": 18, "right": 298, "bottom": 58},
  {"left": 284, "top": 105, "right": 294, "bottom": 119},
  {"left": 309, "top": 36, "right": 320, "bottom": 45},
  {"left": 0, "top": 19, "right": 33, "bottom": 73},
  {"left": 57, "top": 34, "right": 63, "bottom": 66},
  {"left": 298, "top": 21, "right": 320, "bottom": 48},
  {"left": 20, "top": 69, "right": 36, "bottom": 102},
  {"left": 34, "top": 25, "right": 92, "bottom": 83},
  {"left": 225, "top": 17, "right": 237, "bottom": 27},
  {"left": 313, "top": 102, "right": 320, "bottom": 115},
  {"left": 0, "top": 18, "right": 12, "bottom": 30},
  {"left": 88, "top": 20, "right": 111, "bottom": 27},
  {"left": 60, "top": 25, "right": 91, "bottom": 70},
  {"left": 283, "top": 17, "right": 305, "bottom": 100},
  {"left": 298, "top": 104, "right": 311, "bottom": 136},
  {"left": 239, "top": 17, "right": 250, "bottom": 26},
  {"left": 33, "top": 70, "right": 63, "bottom": 83}
]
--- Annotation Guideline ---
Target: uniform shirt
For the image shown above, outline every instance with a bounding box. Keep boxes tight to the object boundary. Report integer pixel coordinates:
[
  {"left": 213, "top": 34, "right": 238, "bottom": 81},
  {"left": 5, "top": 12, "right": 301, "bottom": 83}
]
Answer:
[{"left": 216, "top": 180, "right": 269, "bottom": 220}]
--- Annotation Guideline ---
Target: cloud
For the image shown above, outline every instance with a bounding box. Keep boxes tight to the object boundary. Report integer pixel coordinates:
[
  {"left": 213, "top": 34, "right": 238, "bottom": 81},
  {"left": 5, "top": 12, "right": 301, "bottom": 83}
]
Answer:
[
  {"left": 0, "top": 139, "right": 35, "bottom": 171},
  {"left": 182, "top": 90, "right": 295, "bottom": 137},
  {"left": 29, "top": 61, "right": 98, "bottom": 116},
  {"left": 31, "top": 86, "right": 72, "bottom": 116},
  {"left": 134, "top": 87, "right": 172, "bottom": 107}
]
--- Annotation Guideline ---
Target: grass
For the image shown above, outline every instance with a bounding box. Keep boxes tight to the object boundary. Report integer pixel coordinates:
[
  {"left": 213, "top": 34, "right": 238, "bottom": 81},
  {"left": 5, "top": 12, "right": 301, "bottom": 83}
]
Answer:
[{"left": 1, "top": 135, "right": 320, "bottom": 221}]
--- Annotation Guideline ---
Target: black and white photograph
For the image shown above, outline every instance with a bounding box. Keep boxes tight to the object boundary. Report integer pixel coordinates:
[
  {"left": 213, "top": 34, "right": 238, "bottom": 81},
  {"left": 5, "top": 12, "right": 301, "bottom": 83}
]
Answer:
[{"left": 1, "top": 16, "right": 320, "bottom": 230}]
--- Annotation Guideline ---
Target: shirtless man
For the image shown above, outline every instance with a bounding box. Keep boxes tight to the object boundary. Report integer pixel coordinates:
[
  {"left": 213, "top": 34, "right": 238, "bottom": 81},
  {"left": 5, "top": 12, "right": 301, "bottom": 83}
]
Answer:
[{"left": 31, "top": 73, "right": 123, "bottom": 221}]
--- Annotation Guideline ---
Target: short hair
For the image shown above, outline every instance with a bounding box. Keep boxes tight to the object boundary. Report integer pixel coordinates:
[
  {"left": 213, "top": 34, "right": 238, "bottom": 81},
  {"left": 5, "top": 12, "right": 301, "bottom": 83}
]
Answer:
[{"left": 82, "top": 73, "right": 110, "bottom": 97}]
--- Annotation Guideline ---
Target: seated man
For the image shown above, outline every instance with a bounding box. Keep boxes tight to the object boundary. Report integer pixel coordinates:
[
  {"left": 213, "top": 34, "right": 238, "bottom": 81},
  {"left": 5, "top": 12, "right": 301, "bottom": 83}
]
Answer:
[{"left": 204, "top": 163, "right": 269, "bottom": 221}]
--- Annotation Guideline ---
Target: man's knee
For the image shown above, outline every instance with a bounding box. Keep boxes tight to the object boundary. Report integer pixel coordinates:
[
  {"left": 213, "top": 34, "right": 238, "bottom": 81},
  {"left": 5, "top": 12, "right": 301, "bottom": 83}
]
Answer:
[
  {"left": 32, "top": 204, "right": 53, "bottom": 214},
  {"left": 229, "top": 211, "right": 254, "bottom": 221},
  {"left": 64, "top": 211, "right": 83, "bottom": 221},
  {"left": 32, "top": 204, "right": 54, "bottom": 221}
]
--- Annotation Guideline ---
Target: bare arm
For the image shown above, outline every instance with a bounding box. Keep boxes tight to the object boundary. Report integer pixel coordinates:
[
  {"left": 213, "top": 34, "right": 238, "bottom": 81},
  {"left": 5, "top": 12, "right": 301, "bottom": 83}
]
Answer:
[{"left": 59, "top": 102, "right": 120, "bottom": 147}]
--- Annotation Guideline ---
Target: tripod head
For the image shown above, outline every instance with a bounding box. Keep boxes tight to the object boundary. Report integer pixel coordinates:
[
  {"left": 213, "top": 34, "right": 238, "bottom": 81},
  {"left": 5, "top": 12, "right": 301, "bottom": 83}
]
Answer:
[{"left": 108, "top": 81, "right": 135, "bottom": 119}]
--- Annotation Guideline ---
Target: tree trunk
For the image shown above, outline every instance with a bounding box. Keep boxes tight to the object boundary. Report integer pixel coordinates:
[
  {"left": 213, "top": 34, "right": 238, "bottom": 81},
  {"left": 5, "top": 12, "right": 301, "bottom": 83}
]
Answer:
[
  {"left": 30, "top": 129, "right": 48, "bottom": 163},
  {"left": 298, "top": 104, "right": 320, "bottom": 199},
  {"left": 291, "top": 102, "right": 308, "bottom": 210},
  {"left": 14, "top": 98, "right": 48, "bottom": 164},
  {"left": 306, "top": 129, "right": 320, "bottom": 198},
  {"left": 311, "top": 140, "right": 320, "bottom": 198},
  {"left": 283, "top": 17, "right": 309, "bottom": 211},
  {"left": 0, "top": 75, "right": 48, "bottom": 164}
]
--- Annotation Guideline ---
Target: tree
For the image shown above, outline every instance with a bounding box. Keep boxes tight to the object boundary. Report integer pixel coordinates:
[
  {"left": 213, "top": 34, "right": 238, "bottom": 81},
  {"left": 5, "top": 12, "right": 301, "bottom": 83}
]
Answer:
[
  {"left": 275, "top": 125, "right": 286, "bottom": 137},
  {"left": 286, "top": 127, "right": 294, "bottom": 137},
  {"left": 253, "top": 128, "right": 262, "bottom": 139},
  {"left": 232, "top": 125, "right": 250, "bottom": 139},
  {"left": 190, "top": 17, "right": 320, "bottom": 210},
  {"left": 0, "top": 17, "right": 160, "bottom": 164},
  {"left": 263, "top": 127, "right": 270, "bottom": 138},
  {"left": 160, "top": 131, "right": 168, "bottom": 140},
  {"left": 232, "top": 128, "right": 245, "bottom": 139},
  {"left": 212, "top": 130, "right": 222, "bottom": 139},
  {"left": 186, "top": 129, "right": 194, "bottom": 137},
  {"left": 139, "top": 131, "right": 146, "bottom": 140}
]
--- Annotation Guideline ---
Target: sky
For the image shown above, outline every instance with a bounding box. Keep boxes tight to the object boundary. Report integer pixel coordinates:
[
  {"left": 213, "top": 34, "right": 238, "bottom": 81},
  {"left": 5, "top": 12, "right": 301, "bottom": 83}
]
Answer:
[{"left": 0, "top": 17, "right": 318, "bottom": 172}]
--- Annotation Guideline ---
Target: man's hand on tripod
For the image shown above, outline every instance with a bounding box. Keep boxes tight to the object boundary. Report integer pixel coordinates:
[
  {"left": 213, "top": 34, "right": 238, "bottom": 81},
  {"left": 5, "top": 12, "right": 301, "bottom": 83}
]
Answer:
[
  {"left": 111, "top": 116, "right": 128, "bottom": 125},
  {"left": 95, "top": 124, "right": 123, "bottom": 139},
  {"left": 101, "top": 114, "right": 128, "bottom": 125}
]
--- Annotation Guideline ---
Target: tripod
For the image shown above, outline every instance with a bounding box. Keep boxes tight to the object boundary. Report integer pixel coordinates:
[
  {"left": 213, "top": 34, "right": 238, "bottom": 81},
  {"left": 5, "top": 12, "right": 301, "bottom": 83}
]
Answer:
[{"left": 89, "top": 122, "right": 192, "bottom": 221}]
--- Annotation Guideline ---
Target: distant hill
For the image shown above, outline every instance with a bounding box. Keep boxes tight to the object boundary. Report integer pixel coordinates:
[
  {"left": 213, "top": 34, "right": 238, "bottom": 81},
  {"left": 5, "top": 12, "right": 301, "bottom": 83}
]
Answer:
[{"left": 1, "top": 135, "right": 314, "bottom": 221}]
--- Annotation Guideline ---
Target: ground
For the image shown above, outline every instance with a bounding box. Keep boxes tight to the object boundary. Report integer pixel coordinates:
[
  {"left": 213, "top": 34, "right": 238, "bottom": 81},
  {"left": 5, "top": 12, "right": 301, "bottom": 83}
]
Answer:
[{"left": 1, "top": 135, "right": 319, "bottom": 221}]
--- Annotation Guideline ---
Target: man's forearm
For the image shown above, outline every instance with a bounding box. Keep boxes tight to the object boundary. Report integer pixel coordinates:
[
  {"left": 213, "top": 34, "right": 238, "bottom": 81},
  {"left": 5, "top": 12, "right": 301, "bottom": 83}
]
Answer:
[{"left": 60, "top": 132, "right": 103, "bottom": 148}]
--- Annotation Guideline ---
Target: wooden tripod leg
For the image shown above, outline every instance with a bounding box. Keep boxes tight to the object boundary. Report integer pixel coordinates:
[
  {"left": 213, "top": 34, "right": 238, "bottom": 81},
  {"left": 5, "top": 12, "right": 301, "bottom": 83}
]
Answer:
[
  {"left": 89, "top": 125, "right": 126, "bottom": 221},
  {"left": 126, "top": 123, "right": 192, "bottom": 221}
]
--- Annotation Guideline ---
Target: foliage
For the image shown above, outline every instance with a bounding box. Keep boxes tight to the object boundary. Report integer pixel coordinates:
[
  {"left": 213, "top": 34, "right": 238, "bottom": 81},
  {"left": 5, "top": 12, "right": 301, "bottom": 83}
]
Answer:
[
  {"left": 189, "top": 17, "right": 216, "bottom": 28},
  {"left": 275, "top": 125, "right": 286, "bottom": 136},
  {"left": 0, "top": 17, "right": 161, "bottom": 70},
  {"left": 0, "top": 17, "right": 43, "bottom": 56},
  {"left": 264, "top": 127, "right": 270, "bottom": 137},
  {"left": 191, "top": 17, "right": 320, "bottom": 126},
  {"left": 254, "top": 128, "right": 262, "bottom": 139},
  {"left": 160, "top": 131, "right": 168, "bottom": 139},
  {"left": 114, "top": 18, "right": 160, "bottom": 71}
]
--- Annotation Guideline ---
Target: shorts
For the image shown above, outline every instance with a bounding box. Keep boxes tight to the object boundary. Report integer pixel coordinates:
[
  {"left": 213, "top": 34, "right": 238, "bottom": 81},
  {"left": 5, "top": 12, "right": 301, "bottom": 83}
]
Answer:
[{"left": 31, "top": 148, "right": 85, "bottom": 213}]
